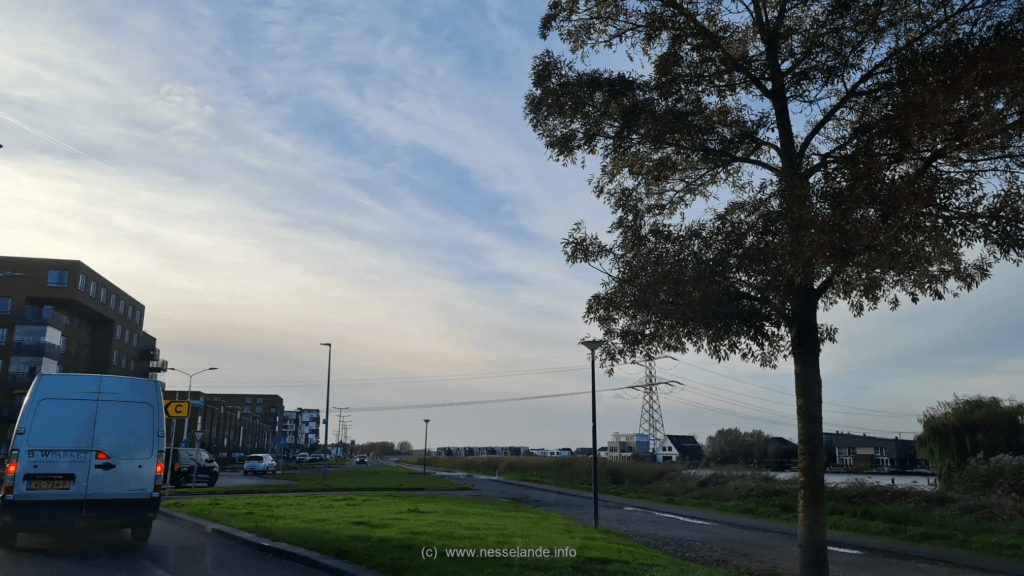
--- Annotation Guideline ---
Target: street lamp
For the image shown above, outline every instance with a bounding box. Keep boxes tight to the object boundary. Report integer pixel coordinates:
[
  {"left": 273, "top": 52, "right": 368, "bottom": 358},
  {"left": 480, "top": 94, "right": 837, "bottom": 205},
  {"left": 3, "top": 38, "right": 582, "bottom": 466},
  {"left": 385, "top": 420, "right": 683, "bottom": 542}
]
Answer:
[
  {"left": 581, "top": 338, "right": 603, "bottom": 528},
  {"left": 168, "top": 367, "right": 218, "bottom": 449},
  {"left": 320, "top": 343, "right": 332, "bottom": 481},
  {"left": 422, "top": 419, "right": 430, "bottom": 475}
]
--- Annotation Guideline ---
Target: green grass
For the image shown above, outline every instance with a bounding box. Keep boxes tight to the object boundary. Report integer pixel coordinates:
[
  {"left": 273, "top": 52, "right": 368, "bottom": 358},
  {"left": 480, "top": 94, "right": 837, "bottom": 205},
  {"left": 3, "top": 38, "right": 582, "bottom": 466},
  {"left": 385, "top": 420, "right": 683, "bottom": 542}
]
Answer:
[
  {"left": 163, "top": 492, "right": 730, "bottom": 576},
  {"left": 426, "top": 457, "right": 1024, "bottom": 561},
  {"left": 169, "top": 466, "right": 468, "bottom": 495}
]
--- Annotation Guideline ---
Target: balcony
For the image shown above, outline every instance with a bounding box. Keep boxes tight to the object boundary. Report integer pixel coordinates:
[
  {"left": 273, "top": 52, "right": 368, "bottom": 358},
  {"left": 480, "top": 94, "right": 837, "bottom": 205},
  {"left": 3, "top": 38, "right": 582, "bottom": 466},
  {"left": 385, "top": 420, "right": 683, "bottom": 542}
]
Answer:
[
  {"left": 14, "top": 309, "right": 68, "bottom": 329},
  {"left": 5, "top": 373, "right": 37, "bottom": 390},
  {"left": 9, "top": 341, "right": 62, "bottom": 361}
]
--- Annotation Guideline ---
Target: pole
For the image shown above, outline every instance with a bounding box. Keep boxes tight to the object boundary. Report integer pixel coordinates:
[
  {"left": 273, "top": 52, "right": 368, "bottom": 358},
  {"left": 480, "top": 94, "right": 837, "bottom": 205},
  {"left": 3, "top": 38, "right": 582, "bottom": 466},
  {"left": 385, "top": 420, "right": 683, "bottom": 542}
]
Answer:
[
  {"left": 320, "top": 343, "right": 332, "bottom": 481},
  {"left": 182, "top": 373, "right": 194, "bottom": 448},
  {"left": 581, "top": 338, "right": 603, "bottom": 528},
  {"left": 423, "top": 419, "right": 430, "bottom": 475},
  {"left": 590, "top": 348, "right": 599, "bottom": 528}
]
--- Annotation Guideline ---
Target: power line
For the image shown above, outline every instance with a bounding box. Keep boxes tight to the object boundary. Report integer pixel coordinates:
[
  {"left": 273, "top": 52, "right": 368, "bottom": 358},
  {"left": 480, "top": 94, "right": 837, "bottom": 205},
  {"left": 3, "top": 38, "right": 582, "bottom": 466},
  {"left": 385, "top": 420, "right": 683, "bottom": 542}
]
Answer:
[{"left": 347, "top": 385, "right": 638, "bottom": 413}]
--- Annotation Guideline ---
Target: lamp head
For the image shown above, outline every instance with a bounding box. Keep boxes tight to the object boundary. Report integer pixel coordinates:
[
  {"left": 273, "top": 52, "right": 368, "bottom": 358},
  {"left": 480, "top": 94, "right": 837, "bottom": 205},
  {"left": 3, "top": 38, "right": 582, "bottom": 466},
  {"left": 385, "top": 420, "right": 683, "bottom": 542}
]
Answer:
[
  {"left": 424, "top": 419, "right": 430, "bottom": 424},
  {"left": 581, "top": 339, "right": 604, "bottom": 351},
  {"left": 320, "top": 343, "right": 331, "bottom": 347}
]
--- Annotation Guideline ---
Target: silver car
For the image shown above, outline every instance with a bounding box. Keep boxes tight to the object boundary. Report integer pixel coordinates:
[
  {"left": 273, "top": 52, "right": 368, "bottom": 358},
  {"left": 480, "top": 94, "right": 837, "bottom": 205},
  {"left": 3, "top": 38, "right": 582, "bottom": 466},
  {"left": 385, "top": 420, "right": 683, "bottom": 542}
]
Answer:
[{"left": 242, "top": 453, "right": 277, "bottom": 475}]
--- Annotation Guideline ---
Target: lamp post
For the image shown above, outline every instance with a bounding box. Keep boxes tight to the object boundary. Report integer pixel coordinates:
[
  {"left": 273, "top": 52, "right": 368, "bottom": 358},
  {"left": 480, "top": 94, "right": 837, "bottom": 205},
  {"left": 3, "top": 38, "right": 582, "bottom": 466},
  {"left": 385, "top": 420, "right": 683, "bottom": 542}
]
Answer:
[
  {"left": 168, "top": 367, "right": 218, "bottom": 449},
  {"left": 581, "top": 339, "right": 603, "bottom": 528},
  {"left": 320, "top": 343, "right": 332, "bottom": 481},
  {"left": 422, "top": 419, "right": 430, "bottom": 475}
]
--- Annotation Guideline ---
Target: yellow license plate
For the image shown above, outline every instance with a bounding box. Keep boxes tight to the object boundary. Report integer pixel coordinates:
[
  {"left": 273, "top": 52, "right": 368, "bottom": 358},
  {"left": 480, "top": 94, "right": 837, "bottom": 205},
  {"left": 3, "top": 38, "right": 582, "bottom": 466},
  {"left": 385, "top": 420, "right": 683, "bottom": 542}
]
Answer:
[{"left": 29, "top": 480, "right": 71, "bottom": 490}]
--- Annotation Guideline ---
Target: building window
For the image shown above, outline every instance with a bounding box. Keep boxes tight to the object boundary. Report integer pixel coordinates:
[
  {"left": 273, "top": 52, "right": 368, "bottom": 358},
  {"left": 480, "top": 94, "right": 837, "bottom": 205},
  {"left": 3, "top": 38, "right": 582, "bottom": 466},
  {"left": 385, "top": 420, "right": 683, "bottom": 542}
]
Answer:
[
  {"left": 110, "top": 294, "right": 117, "bottom": 309},
  {"left": 130, "top": 358, "right": 135, "bottom": 371},
  {"left": 119, "top": 300, "right": 125, "bottom": 315},
  {"left": 256, "top": 407, "right": 263, "bottom": 414},
  {"left": 874, "top": 447, "right": 888, "bottom": 457},
  {"left": 0, "top": 327, "right": 6, "bottom": 345},
  {"left": 257, "top": 398, "right": 263, "bottom": 404},
  {"left": 71, "top": 343, "right": 77, "bottom": 358},
  {"left": 127, "top": 304, "right": 133, "bottom": 318},
  {"left": 100, "top": 288, "right": 107, "bottom": 304},
  {"left": 47, "top": 270, "right": 69, "bottom": 287},
  {"left": 243, "top": 406, "right": 251, "bottom": 413},
  {"left": 125, "top": 329, "right": 131, "bottom": 344},
  {"left": 116, "top": 325, "right": 123, "bottom": 340},
  {"left": 90, "top": 281, "right": 97, "bottom": 298},
  {"left": 132, "top": 333, "right": 138, "bottom": 347},
  {"left": 121, "top": 355, "right": 127, "bottom": 368},
  {"left": 135, "top": 310, "right": 141, "bottom": 324},
  {"left": 60, "top": 336, "right": 68, "bottom": 353},
  {"left": 269, "top": 407, "right": 277, "bottom": 414},
  {"left": 0, "top": 297, "right": 10, "bottom": 315},
  {"left": 112, "top": 350, "right": 119, "bottom": 365},
  {"left": 245, "top": 398, "right": 252, "bottom": 404},
  {"left": 78, "top": 274, "right": 87, "bottom": 291},
  {"left": 83, "top": 345, "right": 90, "bottom": 359}
]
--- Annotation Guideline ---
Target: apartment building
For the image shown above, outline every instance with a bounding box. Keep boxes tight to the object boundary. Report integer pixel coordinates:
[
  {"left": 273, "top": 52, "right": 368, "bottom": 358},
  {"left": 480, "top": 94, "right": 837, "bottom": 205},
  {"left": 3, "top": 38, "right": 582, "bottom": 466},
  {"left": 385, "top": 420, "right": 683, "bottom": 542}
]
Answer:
[
  {"left": 0, "top": 256, "right": 166, "bottom": 443},
  {"left": 281, "top": 407, "right": 321, "bottom": 452},
  {"left": 162, "top": 389, "right": 279, "bottom": 455},
  {"left": 605, "top": 432, "right": 651, "bottom": 461}
]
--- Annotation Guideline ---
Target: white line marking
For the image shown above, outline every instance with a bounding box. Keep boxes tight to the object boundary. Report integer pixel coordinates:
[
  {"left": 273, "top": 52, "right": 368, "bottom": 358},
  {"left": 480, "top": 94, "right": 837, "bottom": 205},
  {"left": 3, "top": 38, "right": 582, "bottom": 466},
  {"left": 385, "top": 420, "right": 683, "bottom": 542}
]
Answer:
[
  {"left": 827, "top": 546, "right": 865, "bottom": 555},
  {"left": 623, "top": 506, "right": 717, "bottom": 525}
]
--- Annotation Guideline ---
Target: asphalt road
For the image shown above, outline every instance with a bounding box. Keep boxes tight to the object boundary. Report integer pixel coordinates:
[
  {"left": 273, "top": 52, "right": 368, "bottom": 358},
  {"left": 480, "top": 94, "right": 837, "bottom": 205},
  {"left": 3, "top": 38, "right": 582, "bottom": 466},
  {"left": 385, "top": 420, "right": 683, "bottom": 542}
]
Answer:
[
  {"left": 436, "top": 471, "right": 1024, "bottom": 576},
  {"left": 0, "top": 509, "right": 336, "bottom": 576}
]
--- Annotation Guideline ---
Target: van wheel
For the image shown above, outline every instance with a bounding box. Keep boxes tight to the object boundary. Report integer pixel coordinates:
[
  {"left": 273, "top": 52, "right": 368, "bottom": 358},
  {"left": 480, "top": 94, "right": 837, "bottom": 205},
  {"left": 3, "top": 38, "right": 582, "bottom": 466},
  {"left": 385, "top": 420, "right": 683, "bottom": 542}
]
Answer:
[
  {"left": 131, "top": 522, "right": 153, "bottom": 543},
  {"left": 0, "top": 529, "right": 16, "bottom": 549},
  {"left": 207, "top": 472, "right": 218, "bottom": 487},
  {"left": 173, "top": 475, "right": 188, "bottom": 489}
]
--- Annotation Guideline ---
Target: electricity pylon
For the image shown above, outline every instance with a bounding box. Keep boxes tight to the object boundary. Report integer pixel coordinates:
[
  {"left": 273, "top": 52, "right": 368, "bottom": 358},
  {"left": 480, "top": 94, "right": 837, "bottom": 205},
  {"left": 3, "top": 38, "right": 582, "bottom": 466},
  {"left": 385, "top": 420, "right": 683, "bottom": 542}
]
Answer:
[{"left": 630, "top": 357, "right": 681, "bottom": 455}]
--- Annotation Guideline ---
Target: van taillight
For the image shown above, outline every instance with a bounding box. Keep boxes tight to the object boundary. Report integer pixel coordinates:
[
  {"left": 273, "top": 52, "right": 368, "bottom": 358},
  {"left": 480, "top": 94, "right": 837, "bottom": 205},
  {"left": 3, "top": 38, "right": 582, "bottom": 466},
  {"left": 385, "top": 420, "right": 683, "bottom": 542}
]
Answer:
[
  {"left": 2, "top": 450, "right": 17, "bottom": 496},
  {"left": 95, "top": 451, "right": 111, "bottom": 460},
  {"left": 155, "top": 450, "right": 166, "bottom": 492}
]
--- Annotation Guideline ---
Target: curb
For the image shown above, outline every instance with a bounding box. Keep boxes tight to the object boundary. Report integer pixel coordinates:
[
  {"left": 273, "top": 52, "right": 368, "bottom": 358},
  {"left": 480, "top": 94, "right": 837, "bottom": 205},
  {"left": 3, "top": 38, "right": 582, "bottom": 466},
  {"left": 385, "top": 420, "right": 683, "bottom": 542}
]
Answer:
[
  {"left": 159, "top": 508, "right": 384, "bottom": 576},
  {"left": 486, "top": 477, "right": 1024, "bottom": 576}
]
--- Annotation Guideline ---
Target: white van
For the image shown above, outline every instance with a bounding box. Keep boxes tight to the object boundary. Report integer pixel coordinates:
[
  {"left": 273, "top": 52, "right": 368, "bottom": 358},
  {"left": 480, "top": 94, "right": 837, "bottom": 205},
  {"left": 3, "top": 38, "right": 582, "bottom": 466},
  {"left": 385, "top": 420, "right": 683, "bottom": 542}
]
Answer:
[{"left": 0, "top": 374, "right": 165, "bottom": 547}]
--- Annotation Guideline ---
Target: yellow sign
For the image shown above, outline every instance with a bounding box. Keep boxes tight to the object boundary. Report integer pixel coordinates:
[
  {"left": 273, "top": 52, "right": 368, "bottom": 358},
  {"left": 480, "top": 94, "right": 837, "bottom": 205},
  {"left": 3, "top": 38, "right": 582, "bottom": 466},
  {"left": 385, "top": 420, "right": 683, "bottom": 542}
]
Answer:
[{"left": 164, "top": 400, "right": 190, "bottom": 419}]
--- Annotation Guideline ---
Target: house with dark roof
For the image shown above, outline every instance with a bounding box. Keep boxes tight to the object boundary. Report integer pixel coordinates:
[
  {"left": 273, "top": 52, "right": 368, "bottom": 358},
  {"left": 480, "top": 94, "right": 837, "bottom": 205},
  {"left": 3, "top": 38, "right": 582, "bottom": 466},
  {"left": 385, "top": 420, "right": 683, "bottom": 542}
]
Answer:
[
  {"left": 657, "top": 435, "right": 704, "bottom": 463},
  {"left": 766, "top": 437, "right": 798, "bottom": 471},
  {"left": 822, "top": 432, "right": 927, "bottom": 471}
]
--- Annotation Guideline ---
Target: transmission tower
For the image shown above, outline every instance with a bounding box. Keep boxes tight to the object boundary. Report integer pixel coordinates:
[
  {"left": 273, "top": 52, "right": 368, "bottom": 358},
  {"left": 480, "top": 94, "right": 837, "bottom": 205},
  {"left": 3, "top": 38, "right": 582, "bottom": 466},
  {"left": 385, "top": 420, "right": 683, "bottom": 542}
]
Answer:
[{"left": 632, "top": 357, "right": 681, "bottom": 455}]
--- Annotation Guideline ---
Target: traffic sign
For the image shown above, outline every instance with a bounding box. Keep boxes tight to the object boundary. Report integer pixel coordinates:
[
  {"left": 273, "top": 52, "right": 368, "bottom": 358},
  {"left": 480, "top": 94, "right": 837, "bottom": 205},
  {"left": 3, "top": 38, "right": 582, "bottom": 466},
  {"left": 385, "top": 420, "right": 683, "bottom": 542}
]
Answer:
[
  {"left": 192, "top": 431, "right": 205, "bottom": 444},
  {"left": 164, "top": 400, "right": 190, "bottom": 419}
]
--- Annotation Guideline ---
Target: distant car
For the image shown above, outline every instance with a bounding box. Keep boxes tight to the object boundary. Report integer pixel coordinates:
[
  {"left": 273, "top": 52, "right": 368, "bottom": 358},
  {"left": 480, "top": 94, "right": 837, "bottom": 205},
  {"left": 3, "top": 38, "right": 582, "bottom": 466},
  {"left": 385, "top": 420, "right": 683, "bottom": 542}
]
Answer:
[
  {"left": 355, "top": 455, "right": 368, "bottom": 465},
  {"left": 295, "top": 453, "right": 309, "bottom": 463},
  {"left": 243, "top": 453, "right": 277, "bottom": 475},
  {"left": 166, "top": 447, "right": 220, "bottom": 488},
  {"left": 306, "top": 453, "right": 324, "bottom": 463}
]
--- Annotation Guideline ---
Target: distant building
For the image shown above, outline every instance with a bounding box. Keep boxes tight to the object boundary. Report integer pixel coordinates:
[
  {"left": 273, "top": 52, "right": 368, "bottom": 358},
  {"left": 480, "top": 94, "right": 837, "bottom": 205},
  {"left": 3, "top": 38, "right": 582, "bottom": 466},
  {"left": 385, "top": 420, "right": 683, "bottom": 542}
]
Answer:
[
  {"left": 0, "top": 256, "right": 165, "bottom": 444},
  {"left": 656, "top": 435, "right": 704, "bottom": 463},
  {"left": 822, "top": 431, "right": 926, "bottom": 471},
  {"left": 766, "top": 437, "right": 798, "bottom": 470},
  {"left": 161, "top": 390, "right": 282, "bottom": 455},
  {"left": 606, "top": 432, "right": 650, "bottom": 461},
  {"left": 281, "top": 407, "right": 321, "bottom": 453}
]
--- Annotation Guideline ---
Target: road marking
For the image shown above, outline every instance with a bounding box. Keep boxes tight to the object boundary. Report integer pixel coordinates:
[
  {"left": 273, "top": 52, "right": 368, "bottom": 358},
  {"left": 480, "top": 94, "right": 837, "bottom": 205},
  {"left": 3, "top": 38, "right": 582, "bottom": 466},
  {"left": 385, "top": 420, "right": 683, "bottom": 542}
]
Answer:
[
  {"left": 623, "top": 506, "right": 717, "bottom": 525},
  {"left": 827, "top": 546, "right": 864, "bottom": 555}
]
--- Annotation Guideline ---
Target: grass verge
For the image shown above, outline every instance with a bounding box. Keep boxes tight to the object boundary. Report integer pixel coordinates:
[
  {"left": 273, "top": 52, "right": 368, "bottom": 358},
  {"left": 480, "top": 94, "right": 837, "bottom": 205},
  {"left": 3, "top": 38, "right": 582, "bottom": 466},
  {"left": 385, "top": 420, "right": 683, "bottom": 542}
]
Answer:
[
  {"left": 425, "top": 457, "right": 1024, "bottom": 561},
  {"left": 170, "top": 466, "right": 468, "bottom": 495},
  {"left": 163, "top": 492, "right": 731, "bottom": 576}
]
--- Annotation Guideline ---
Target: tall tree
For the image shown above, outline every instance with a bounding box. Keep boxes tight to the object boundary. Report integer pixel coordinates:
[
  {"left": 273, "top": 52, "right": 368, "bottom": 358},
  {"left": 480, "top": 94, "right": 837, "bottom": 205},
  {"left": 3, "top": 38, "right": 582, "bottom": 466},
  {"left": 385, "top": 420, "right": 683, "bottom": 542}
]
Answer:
[
  {"left": 525, "top": 2, "right": 1024, "bottom": 574},
  {"left": 916, "top": 395, "right": 1024, "bottom": 488}
]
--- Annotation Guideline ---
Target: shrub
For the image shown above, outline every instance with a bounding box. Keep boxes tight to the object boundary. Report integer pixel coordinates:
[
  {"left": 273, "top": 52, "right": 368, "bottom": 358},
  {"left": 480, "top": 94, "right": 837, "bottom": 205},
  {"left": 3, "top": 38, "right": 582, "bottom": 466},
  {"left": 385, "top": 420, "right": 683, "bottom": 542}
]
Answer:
[{"left": 952, "top": 453, "right": 1024, "bottom": 500}]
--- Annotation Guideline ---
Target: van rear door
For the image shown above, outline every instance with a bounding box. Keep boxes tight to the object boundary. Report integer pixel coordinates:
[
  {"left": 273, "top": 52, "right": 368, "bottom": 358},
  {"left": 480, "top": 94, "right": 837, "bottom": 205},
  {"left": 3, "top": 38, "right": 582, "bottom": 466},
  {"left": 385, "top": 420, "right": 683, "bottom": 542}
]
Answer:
[
  {"left": 17, "top": 376, "right": 101, "bottom": 514},
  {"left": 83, "top": 377, "right": 159, "bottom": 512}
]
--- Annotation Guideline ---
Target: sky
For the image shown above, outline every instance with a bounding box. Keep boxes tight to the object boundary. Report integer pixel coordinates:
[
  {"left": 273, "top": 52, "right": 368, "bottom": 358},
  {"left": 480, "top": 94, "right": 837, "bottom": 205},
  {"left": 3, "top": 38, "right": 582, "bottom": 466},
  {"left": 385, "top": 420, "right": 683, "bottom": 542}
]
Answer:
[{"left": 2, "top": 1, "right": 1021, "bottom": 452}]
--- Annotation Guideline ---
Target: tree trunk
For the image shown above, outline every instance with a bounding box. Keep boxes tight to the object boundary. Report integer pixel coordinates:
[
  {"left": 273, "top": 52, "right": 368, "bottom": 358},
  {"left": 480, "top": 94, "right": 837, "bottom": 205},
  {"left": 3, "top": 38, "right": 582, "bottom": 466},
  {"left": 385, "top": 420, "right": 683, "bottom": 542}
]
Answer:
[{"left": 792, "top": 286, "right": 830, "bottom": 576}]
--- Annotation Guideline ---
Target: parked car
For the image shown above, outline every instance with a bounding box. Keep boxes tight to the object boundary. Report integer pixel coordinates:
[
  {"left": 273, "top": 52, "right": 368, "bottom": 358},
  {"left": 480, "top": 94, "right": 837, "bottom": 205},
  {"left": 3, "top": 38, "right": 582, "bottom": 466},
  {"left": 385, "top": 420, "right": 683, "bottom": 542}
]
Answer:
[
  {"left": 355, "top": 455, "right": 368, "bottom": 465},
  {"left": 166, "top": 447, "right": 220, "bottom": 489},
  {"left": 243, "top": 454, "right": 277, "bottom": 475},
  {"left": 0, "top": 374, "right": 165, "bottom": 547},
  {"left": 295, "top": 453, "right": 309, "bottom": 463},
  {"left": 306, "top": 453, "right": 324, "bottom": 463}
]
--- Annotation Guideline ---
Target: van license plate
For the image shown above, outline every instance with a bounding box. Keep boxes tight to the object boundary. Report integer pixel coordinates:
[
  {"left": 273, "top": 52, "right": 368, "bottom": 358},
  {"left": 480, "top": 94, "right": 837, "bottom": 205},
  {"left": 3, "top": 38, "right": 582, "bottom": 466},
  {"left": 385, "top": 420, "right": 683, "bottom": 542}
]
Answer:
[{"left": 28, "top": 481, "right": 72, "bottom": 490}]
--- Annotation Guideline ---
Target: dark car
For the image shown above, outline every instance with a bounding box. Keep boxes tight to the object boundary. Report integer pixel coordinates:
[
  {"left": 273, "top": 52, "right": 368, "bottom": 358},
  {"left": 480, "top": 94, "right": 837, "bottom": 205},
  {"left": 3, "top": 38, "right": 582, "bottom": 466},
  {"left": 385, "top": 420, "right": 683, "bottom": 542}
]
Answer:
[
  {"left": 355, "top": 455, "right": 368, "bottom": 465},
  {"left": 165, "top": 448, "right": 219, "bottom": 488}
]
